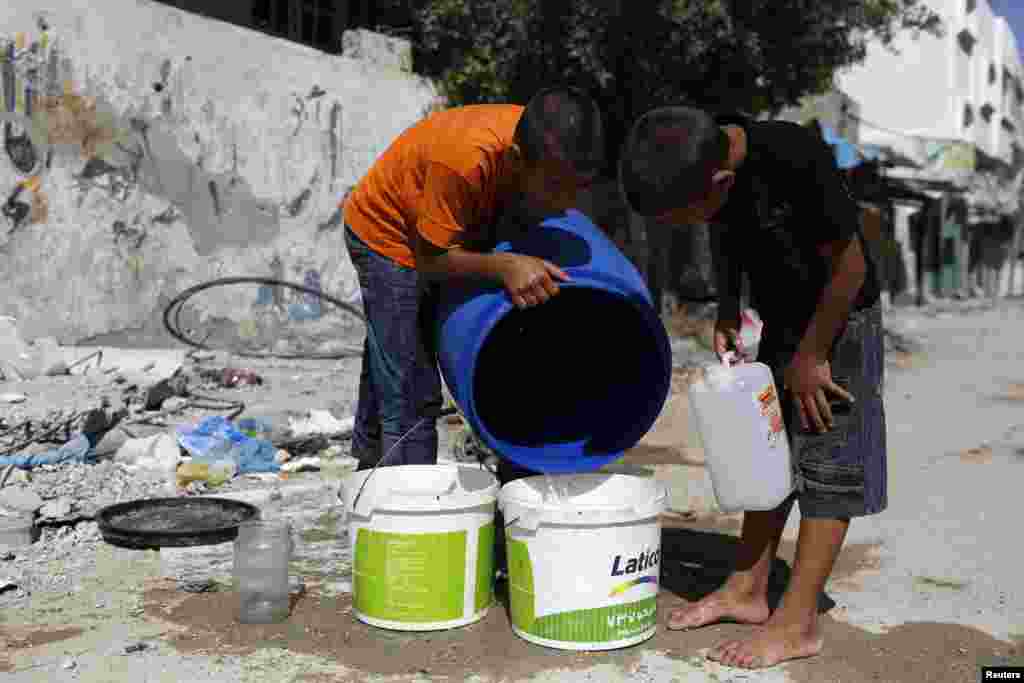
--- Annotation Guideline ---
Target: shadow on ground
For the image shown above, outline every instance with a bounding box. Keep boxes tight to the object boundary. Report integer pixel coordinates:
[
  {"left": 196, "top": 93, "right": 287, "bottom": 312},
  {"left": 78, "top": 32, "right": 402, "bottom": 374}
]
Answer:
[
  {"left": 659, "top": 527, "right": 837, "bottom": 615},
  {"left": 138, "top": 525, "right": 1020, "bottom": 683}
]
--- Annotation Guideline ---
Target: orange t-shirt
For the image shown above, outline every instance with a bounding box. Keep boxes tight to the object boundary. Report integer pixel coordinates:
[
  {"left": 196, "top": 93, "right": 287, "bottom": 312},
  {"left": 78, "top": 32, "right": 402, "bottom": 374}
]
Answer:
[{"left": 343, "top": 104, "right": 525, "bottom": 269}]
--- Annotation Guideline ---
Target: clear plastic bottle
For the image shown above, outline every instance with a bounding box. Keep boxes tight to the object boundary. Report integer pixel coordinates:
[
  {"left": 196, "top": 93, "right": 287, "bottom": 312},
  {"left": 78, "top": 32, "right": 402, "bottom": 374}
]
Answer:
[{"left": 233, "top": 520, "right": 293, "bottom": 623}]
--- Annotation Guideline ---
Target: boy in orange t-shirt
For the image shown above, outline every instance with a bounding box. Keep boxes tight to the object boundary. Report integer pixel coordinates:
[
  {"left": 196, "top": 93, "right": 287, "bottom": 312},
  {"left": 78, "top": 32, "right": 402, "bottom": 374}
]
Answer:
[{"left": 343, "top": 87, "right": 604, "bottom": 470}]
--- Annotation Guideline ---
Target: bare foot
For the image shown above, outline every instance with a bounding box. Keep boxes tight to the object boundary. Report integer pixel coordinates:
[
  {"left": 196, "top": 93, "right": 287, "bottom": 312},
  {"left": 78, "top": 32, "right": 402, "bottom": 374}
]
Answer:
[
  {"left": 708, "top": 622, "right": 824, "bottom": 669},
  {"left": 666, "top": 587, "right": 771, "bottom": 630}
]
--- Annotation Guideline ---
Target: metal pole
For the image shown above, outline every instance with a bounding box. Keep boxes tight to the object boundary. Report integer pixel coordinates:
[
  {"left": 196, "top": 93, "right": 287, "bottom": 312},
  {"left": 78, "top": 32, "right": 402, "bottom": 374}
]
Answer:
[{"left": 1009, "top": 208, "right": 1024, "bottom": 297}]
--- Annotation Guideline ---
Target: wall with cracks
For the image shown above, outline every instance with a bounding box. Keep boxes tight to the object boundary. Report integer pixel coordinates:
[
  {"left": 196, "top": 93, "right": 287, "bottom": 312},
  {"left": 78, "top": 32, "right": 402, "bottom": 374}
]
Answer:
[{"left": 0, "top": 0, "right": 441, "bottom": 345}]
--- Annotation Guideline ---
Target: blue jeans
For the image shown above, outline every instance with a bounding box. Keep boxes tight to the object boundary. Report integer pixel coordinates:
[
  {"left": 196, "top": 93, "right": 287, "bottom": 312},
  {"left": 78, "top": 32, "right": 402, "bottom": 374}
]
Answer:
[
  {"left": 345, "top": 226, "right": 443, "bottom": 469},
  {"left": 759, "top": 302, "right": 888, "bottom": 519}
]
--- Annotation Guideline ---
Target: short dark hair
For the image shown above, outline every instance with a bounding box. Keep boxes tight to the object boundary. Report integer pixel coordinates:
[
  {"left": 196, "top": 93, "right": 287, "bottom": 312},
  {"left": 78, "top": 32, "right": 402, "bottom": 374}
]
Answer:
[
  {"left": 515, "top": 87, "right": 605, "bottom": 176},
  {"left": 618, "top": 106, "right": 730, "bottom": 217}
]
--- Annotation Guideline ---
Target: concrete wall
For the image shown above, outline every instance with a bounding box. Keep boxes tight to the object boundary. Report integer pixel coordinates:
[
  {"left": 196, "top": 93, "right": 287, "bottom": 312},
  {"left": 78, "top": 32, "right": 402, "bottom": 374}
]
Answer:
[{"left": 0, "top": 0, "right": 440, "bottom": 344}]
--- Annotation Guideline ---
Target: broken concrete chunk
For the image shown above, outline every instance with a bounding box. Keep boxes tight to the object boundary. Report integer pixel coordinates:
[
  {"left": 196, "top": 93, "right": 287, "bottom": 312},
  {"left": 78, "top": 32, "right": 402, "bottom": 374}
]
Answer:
[
  {"left": 0, "top": 512, "right": 34, "bottom": 550},
  {"left": 93, "top": 427, "right": 131, "bottom": 458},
  {"left": 44, "top": 361, "right": 71, "bottom": 376},
  {"left": 144, "top": 374, "right": 189, "bottom": 411},
  {"left": 181, "top": 579, "right": 217, "bottom": 593},
  {"left": 113, "top": 434, "right": 180, "bottom": 474},
  {"left": 38, "top": 497, "right": 73, "bottom": 520},
  {"left": 0, "top": 486, "right": 44, "bottom": 513},
  {"left": 162, "top": 397, "right": 190, "bottom": 413}
]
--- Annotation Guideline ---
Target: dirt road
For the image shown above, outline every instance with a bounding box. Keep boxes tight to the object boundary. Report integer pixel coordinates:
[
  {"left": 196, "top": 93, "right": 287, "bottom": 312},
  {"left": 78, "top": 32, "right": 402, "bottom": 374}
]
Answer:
[{"left": 1, "top": 301, "right": 1022, "bottom": 682}]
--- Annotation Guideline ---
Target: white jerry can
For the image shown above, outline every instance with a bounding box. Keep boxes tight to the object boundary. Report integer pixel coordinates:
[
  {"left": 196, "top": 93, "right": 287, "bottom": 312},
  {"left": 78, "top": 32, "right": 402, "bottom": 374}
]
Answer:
[{"left": 688, "top": 361, "right": 793, "bottom": 513}]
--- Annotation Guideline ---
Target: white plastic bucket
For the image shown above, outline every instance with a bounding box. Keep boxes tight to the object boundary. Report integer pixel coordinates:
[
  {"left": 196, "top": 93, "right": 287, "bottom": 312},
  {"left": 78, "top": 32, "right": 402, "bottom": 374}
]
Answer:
[
  {"left": 498, "top": 474, "right": 667, "bottom": 651},
  {"left": 340, "top": 464, "right": 499, "bottom": 631},
  {"left": 688, "top": 361, "right": 793, "bottom": 512}
]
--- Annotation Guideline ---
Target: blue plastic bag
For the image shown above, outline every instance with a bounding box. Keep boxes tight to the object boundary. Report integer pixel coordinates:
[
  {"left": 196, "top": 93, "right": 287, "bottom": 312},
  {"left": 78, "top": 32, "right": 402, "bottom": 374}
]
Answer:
[
  {"left": 176, "top": 416, "right": 280, "bottom": 475},
  {"left": 237, "top": 417, "right": 275, "bottom": 440},
  {"left": 0, "top": 434, "right": 93, "bottom": 470}
]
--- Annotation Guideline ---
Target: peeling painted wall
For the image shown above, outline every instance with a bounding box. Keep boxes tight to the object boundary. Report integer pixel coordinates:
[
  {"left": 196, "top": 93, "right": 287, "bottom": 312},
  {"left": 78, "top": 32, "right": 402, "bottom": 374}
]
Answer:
[{"left": 0, "top": 0, "right": 441, "bottom": 344}]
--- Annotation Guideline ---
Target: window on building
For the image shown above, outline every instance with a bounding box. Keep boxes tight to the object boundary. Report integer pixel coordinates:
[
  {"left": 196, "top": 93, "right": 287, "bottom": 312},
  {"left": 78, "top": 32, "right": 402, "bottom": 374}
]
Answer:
[
  {"left": 251, "top": 0, "right": 345, "bottom": 52},
  {"left": 365, "top": 1, "right": 418, "bottom": 34},
  {"left": 1017, "top": 80, "right": 1024, "bottom": 107},
  {"left": 1002, "top": 117, "right": 1015, "bottom": 133},
  {"left": 980, "top": 102, "right": 995, "bottom": 122},
  {"left": 957, "top": 29, "right": 976, "bottom": 56},
  {"left": 964, "top": 103, "right": 975, "bottom": 129},
  {"left": 150, "top": 1, "right": 420, "bottom": 55},
  {"left": 966, "top": 0, "right": 977, "bottom": 13},
  {"left": 989, "top": 63, "right": 997, "bottom": 85}
]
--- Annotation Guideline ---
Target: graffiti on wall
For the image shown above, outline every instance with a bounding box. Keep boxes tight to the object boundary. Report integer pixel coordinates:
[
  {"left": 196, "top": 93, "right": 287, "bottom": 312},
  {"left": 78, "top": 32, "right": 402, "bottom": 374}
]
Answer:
[
  {"left": 0, "top": 26, "right": 285, "bottom": 257},
  {"left": 1, "top": 28, "right": 55, "bottom": 235},
  {"left": 1, "top": 27, "right": 119, "bottom": 236}
]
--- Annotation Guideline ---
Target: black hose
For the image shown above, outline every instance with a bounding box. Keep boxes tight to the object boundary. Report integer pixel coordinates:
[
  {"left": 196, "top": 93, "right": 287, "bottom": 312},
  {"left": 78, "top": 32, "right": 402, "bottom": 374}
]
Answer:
[
  {"left": 163, "top": 277, "right": 367, "bottom": 361},
  {"left": 187, "top": 393, "right": 246, "bottom": 421}
]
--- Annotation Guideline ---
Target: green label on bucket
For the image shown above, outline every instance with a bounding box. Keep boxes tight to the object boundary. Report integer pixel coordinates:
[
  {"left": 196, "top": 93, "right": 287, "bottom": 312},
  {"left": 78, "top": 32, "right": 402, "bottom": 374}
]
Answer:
[
  {"left": 507, "top": 535, "right": 657, "bottom": 643},
  {"left": 354, "top": 528, "right": 466, "bottom": 623},
  {"left": 529, "top": 598, "right": 658, "bottom": 643},
  {"left": 475, "top": 522, "right": 495, "bottom": 613}
]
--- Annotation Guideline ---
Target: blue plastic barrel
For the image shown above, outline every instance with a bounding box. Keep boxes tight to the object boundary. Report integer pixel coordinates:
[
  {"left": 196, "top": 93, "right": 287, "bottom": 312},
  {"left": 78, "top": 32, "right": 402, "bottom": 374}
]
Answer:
[{"left": 436, "top": 209, "right": 673, "bottom": 474}]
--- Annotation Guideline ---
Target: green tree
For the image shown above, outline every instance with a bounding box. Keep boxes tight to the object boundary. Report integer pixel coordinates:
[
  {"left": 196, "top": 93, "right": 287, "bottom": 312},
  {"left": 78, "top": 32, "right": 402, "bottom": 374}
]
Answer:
[{"left": 408, "top": 0, "right": 942, "bottom": 176}]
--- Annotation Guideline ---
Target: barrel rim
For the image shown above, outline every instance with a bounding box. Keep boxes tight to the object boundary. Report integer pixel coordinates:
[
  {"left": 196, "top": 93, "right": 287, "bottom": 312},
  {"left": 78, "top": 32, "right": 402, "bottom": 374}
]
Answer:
[
  {"left": 341, "top": 463, "right": 499, "bottom": 514},
  {"left": 464, "top": 276, "right": 673, "bottom": 474}
]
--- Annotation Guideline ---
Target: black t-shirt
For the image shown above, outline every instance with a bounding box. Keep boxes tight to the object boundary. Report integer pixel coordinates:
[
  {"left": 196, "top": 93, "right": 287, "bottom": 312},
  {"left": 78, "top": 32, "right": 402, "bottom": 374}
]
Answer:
[{"left": 712, "top": 113, "right": 881, "bottom": 350}]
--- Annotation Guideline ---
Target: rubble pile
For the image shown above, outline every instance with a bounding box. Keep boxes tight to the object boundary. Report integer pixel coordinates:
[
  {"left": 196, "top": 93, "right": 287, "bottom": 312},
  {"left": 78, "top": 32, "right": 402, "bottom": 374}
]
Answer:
[
  {"left": 27, "top": 460, "right": 169, "bottom": 522},
  {"left": 0, "top": 317, "right": 366, "bottom": 589},
  {"left": 0, "top": 520, "right": 103, "bottom": 603}
]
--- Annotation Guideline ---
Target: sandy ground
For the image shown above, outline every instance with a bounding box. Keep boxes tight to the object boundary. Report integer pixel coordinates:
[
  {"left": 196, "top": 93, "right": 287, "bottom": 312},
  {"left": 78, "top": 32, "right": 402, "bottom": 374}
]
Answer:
[{"left": 1, "top": 300, "right": 1024, "bottom": 682}]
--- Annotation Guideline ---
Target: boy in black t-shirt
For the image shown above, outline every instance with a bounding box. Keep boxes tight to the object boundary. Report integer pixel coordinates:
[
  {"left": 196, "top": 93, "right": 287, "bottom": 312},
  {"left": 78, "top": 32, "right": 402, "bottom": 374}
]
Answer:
[{"left": 619, "top": 107, "right": 887, "bottom": 669}]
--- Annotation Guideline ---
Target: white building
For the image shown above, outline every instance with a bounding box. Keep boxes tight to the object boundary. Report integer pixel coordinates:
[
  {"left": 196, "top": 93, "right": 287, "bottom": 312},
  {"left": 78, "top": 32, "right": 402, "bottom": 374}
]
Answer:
[
  {"left": 839, "top": 0, "right": 1023, "bottom": 163},
  {"left": 837, "top": 0, "right": 1024, "bottom": 299}
]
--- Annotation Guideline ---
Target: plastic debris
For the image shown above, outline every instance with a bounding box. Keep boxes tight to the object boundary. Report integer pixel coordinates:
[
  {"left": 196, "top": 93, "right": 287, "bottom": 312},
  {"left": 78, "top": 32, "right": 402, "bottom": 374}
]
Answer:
[
  {"left": 220, "top": 368, "right": 263, "bottom": 388},
  {"left": 176, "top": 462, "right": 220, "bottom": 488},
  {"left": 0, "top": 434, "right": 93, "bottom": 470},
  {"left": 736, "top": 308, "right": 763, "bottom": 362},
  {"left": 237, "top": 417, "right": 275, "bottom": 440},
  {"left": 176, "top": 416, "right": 279, "bottom": 476},
  {"left": 280, "top": 456, "right": 322, "bottom": 473},
  {"left": 288, "top": 410, "right": 354, "bottom": 438}
]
